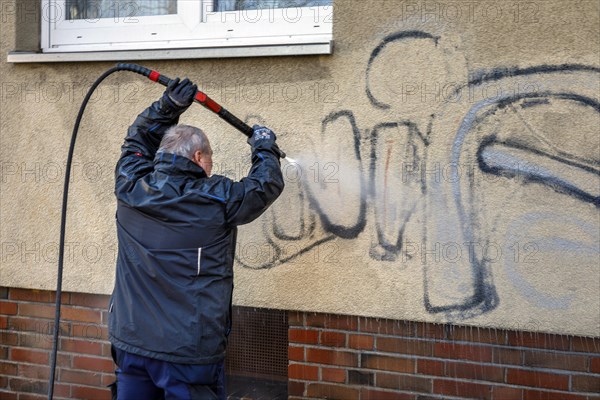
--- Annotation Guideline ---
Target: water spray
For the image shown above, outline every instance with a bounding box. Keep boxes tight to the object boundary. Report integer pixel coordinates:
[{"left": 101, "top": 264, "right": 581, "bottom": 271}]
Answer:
[{"left": 48, "top": 63, "right": 287, "bottom": 399}]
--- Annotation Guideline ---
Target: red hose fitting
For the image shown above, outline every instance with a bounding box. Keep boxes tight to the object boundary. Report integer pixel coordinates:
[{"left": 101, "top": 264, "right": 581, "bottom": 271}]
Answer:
[{"left": 149, "top": 70, "right": 160, "bottom": 82}]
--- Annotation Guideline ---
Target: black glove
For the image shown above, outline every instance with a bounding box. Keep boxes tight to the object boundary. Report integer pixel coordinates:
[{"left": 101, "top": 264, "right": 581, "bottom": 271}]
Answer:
[
  {"left": 247, "top": 125, "right": 277, "bottom": 147},
  {"left": 164, "top": 78, "right": 197, "bottom": 108},
  {"left": 248, "top": 125, "right": 284, "bottom": 159}
]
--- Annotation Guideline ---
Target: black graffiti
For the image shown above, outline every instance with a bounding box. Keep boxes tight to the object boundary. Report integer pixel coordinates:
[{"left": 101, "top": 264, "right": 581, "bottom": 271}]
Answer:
[
  {"left": 237, "top": 31, "right": 438, "bottom": 269},
  {"left": 369, "top": 121, "right": 428, "bottom": 261},
  {"left": 366, "top": 30, "right": 440, "bottom": 109},
  {"left": 271, "top": 184, "right": 316, "bottom": 241},
  {"left": 236, "top": 30, "right": 600, "bottom": 322},
  {"left": 468, "top": 64, "right": 600, "bottom": 87},
  {"left": 478, "top": 136, "right": 600, "bottom": 206},
  {"left": 433, "top": 66, "right": 600, "bottom": 318},
  {"left": 306, "top": 110, "right": 367, "bottom": 239}
]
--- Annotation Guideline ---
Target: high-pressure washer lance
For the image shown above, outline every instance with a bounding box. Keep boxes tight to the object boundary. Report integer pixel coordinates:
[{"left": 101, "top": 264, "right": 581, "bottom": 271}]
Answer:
[
  {"left": 117, "top": 64, "right": 286, "bottom": 158},
  {"left": 48, "top": 63, "right": 286, "bottom": 400},
  {"left": 117, "top": 63, "right": 286, "bottom": 158}
]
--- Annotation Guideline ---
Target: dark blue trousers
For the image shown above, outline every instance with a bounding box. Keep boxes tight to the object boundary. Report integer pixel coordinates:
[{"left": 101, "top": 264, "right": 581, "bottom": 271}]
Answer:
[{"left": 112, "top": 346, "right": 226, "bottom": 400}]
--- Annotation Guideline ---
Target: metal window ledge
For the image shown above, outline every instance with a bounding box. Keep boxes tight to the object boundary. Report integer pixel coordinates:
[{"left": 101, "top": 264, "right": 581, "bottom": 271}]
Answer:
[{"left": 7, "top": 42, "right": 333, "bottom": 63}]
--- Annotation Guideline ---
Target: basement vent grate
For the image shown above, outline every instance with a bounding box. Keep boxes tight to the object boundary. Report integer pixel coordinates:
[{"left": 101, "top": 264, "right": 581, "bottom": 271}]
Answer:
[{"left": 225, "top": 306, "right": 288, "bottom": 381}]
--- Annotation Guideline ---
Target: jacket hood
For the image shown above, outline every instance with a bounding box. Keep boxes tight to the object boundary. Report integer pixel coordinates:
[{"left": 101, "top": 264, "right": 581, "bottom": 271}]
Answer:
[{"left": 154, "top": 152, "right": 207, "bottom": 179}]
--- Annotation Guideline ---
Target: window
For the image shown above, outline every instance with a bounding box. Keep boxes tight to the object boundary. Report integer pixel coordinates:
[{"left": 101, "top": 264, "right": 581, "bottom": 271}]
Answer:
[{"left": 41, "top": 0, "right": 333, "bottom": 53}]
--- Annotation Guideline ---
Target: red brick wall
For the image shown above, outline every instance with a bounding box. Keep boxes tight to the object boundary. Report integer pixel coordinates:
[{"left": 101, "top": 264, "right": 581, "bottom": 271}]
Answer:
[
  {"left": 0, "top": 287, "right": 114, "bottom": 400},
  {"left": 288, "top": 312, "right": 600, "bottom": 400},
  {"left": 2, "top": 287, "right": 599, "bottom": 400}
]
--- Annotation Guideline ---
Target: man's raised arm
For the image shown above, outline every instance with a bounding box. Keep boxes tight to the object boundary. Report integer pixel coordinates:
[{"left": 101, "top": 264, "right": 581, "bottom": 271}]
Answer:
[
  {"left": 225, "top": 126, "right": 285, "bottom": 226},
  {"left": 115, "top": 78, "right": 197, "bottom": 192}
]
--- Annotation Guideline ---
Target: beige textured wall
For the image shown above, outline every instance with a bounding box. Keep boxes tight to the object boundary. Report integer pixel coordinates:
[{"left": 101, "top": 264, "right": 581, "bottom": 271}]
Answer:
[{"left": 1, "top": 0, "right": 598, "bottom": 336}]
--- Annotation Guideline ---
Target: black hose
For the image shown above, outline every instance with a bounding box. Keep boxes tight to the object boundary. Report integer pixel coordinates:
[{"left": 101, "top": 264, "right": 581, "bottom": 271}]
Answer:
[{"left": 48, "top": 66, "right": 122, "bottom": 400}]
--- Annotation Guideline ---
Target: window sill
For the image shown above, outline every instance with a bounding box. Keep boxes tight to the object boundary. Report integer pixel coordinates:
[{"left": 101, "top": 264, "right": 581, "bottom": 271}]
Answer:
[{"left": 7, "top": 41, "right": 333, "bottom": 63}]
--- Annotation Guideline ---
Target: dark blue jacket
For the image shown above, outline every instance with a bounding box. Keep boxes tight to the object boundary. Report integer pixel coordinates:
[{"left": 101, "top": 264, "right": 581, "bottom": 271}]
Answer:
[{"left": 108, "top": 96, "right": 284, "bottom": 364}]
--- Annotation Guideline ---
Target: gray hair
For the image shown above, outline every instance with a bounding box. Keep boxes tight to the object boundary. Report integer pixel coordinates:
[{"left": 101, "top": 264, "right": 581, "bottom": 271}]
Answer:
[{"left": 158, "top": 125, "right": 210, "bottom": 160}]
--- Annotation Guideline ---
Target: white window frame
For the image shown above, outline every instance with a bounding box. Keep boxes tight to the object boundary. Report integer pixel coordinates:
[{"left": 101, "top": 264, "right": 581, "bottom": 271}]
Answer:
[{"left": 41, "top": 0, "right": 333, "bottom": 53}]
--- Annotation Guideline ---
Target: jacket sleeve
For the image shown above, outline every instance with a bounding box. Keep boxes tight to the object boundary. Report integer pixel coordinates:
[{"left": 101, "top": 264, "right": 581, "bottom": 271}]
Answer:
[
  {"left": 115, "top": 97, "right": 186, "bottom": 197},
  {"left": 225, "top": 143, "right": 285, "bottom": 226}
]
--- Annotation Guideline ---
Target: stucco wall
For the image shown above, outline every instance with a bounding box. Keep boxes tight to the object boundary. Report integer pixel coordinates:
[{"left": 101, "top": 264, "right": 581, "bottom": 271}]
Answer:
[{"left": 1, "top": 0, "right": 598, "bottom": 336}]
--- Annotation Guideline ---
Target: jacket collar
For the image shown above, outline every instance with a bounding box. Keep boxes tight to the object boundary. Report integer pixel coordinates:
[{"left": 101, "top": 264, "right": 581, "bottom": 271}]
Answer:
[{"left": 154, "top": 152, "right": 207, "bottom": 179}]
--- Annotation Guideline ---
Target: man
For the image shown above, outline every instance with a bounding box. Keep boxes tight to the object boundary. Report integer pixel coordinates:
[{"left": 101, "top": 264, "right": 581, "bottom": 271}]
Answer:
[{"left": 108, "top": 78, "right": 284, "bottom": 399}]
